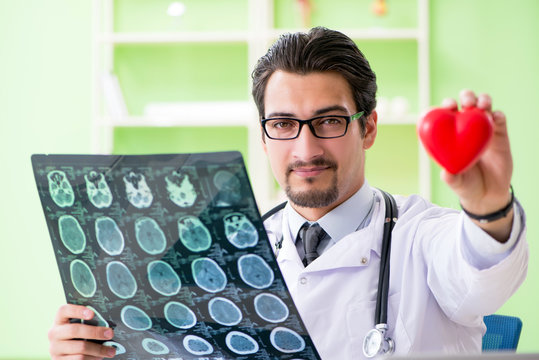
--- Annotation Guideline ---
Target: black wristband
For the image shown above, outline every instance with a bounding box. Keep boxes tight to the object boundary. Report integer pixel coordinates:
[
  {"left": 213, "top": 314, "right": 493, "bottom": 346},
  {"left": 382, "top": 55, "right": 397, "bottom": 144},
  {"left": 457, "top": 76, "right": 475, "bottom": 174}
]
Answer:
[{"left": 461, "top": 186, "right": 514, "bottom": 224}]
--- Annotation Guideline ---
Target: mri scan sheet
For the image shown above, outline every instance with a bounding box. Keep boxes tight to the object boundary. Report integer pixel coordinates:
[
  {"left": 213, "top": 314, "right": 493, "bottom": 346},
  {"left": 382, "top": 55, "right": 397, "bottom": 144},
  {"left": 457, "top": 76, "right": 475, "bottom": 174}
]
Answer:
[{"left": 32, "top": 152, "right": 320, "bottom": 360}]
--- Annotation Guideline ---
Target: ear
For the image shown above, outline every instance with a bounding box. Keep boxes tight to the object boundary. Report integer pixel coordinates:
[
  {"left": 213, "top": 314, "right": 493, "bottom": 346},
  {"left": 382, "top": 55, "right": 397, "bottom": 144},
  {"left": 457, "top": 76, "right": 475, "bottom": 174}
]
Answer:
[{"left": 363, "top": 110, "right": 378, "bottom": 149}]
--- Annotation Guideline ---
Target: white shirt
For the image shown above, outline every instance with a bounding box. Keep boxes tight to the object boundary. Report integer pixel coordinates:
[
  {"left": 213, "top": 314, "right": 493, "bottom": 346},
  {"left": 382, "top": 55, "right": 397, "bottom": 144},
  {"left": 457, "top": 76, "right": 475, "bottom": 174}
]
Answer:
[
  {"left": 263, "top": 183, "right": 528, "bottom": 359},
  {"left": 289, "top": 181, "right": 375, "bottom": 260}
]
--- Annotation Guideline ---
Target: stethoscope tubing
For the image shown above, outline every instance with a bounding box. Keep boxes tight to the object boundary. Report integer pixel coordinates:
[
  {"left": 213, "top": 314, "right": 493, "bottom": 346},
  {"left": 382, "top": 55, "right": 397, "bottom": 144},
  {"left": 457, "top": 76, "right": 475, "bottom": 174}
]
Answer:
[{"left": 376, "top": 190, "right": 397, "bottom": 326}]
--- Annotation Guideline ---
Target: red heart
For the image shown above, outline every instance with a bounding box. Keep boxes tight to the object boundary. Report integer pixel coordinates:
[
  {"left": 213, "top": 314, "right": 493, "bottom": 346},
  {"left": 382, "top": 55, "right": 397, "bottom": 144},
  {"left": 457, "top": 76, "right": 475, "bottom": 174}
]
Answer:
[{"left": 417, "top": 107, "right": 493, "bottom": 174}]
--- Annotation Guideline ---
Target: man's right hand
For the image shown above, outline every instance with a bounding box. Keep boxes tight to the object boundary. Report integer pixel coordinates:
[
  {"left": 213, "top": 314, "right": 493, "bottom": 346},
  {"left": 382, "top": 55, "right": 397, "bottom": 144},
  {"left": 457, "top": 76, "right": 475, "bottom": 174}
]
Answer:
[{"left": 48, "top": 304, "right": 116, "bottom": 359}]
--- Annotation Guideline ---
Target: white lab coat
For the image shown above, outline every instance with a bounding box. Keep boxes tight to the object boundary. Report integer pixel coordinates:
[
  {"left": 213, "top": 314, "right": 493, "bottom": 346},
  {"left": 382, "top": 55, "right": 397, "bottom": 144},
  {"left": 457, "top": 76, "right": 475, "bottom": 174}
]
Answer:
[{"left": 263, "top": 190, "right": 528, "bottom": 359}]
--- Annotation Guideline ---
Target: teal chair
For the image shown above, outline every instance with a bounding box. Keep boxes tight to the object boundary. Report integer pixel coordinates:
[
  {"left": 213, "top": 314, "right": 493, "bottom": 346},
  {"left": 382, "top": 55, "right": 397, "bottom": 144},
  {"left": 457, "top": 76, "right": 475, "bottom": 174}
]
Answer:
[{"left": 482, "top": 314, "right": 522, "bottom": 351}]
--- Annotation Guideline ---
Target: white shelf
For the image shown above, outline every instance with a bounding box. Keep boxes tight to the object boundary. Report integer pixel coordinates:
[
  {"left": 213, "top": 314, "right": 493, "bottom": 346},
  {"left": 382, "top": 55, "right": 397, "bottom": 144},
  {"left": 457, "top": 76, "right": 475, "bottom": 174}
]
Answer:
[
  {"left": 101, "top": 31, "right": 250, "bottom": 44},
  {"left": 92, "top": 0, "right": 431, "bottom": 207},
  {"left": 100, "top": 28, "right": 420, "bottom": 45},
  {"left": 100, "top": 116, "right": 251, "bottom": 127},
  {"left": 100, "top": 101, "right": 253, "bottom": 127},
  {"left": 270, "top": 28, "right": 420, "bottom": 40}
]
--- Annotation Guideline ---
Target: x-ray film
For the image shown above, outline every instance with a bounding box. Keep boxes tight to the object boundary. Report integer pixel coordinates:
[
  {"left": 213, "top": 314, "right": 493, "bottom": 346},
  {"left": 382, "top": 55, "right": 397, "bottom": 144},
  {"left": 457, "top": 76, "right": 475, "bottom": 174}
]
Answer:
[{"left": 32, "top": 152, "right": 320, "bottom": 360}]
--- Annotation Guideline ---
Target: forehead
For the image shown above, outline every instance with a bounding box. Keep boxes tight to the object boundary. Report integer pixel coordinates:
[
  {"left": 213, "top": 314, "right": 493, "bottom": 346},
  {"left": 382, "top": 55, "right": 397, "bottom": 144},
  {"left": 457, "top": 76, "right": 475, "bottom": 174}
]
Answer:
[{"left": 263, "top": 70, "right": 355, "bottom": 117}]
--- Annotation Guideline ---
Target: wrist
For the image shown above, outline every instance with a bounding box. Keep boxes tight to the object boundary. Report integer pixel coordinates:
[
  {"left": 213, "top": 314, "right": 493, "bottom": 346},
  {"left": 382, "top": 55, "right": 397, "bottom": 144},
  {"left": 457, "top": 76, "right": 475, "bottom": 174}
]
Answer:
[{"left": 460, "top": 185, "right": 514, "bottom": 224}]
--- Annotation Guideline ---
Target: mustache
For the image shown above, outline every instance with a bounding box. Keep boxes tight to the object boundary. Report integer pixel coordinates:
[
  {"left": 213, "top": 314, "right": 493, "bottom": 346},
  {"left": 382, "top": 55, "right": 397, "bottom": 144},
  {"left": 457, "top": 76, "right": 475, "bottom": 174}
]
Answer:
[{"left": 286, "top": 158, "right": 338, "bottom": 174}]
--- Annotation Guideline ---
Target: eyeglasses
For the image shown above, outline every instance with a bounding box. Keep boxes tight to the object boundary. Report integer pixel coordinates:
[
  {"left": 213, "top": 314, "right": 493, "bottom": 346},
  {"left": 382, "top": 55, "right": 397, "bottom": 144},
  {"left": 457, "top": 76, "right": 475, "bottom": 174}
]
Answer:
[{"left": 261, "top": 111, "right": 364, "bottom": 140}]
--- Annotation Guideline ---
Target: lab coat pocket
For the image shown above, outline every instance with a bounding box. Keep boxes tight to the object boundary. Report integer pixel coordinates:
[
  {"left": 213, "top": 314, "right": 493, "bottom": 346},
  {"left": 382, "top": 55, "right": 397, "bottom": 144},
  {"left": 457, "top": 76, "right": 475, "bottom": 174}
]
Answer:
[{"left": 346, "top": 292, "right": 411, "bottom": 357}]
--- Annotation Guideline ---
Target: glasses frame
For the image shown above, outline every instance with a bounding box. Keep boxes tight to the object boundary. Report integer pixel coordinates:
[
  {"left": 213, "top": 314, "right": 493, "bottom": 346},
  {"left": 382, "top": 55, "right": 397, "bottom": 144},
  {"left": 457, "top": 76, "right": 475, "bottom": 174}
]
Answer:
[{"left": 260, "top": 111, "right": 365, "bottom": 140}]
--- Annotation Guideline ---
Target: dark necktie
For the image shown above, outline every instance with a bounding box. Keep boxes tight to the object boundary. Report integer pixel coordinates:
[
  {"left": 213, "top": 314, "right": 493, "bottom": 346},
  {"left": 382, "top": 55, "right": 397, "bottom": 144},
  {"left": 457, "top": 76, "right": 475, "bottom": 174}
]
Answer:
[{"left": 299, "top": 222, "right": 327, "bottom": 265}]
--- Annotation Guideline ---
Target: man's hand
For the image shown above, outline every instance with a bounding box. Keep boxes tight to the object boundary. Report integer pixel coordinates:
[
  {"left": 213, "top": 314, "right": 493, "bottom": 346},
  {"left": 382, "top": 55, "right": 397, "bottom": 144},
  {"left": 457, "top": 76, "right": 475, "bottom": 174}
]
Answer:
[
  {"left": 48, "top": 304, "right": 116, "bottom": 359},
  {"left": 440, "top": 90, "right": 514, "bottom": 242}
]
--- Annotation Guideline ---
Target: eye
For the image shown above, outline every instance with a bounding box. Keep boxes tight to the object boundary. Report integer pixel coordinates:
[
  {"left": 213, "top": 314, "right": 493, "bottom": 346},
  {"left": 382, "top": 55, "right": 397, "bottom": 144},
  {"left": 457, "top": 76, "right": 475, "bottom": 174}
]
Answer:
[
  {"left": 268, "top": 119, "right": 297, "bottom": 129},
  {"left": 319, "top": 116, "right": 345, "bottom": 126}
]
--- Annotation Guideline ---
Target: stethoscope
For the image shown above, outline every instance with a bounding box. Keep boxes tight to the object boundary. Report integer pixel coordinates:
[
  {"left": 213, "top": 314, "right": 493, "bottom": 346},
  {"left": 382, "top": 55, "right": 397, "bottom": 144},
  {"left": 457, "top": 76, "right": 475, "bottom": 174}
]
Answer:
[
  {"left": 262, "top": 189, "right": 398, "bottom": 359},
  {"left": 362, "top": 189, "right": 397, "bottom": 358}
]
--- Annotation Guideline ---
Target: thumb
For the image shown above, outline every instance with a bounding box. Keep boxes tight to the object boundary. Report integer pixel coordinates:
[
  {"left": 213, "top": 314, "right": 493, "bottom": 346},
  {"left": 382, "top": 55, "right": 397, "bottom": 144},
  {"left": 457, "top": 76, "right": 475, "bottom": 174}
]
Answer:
[{"left": 440, "top": 168, "right": 461, "bottom": 188}]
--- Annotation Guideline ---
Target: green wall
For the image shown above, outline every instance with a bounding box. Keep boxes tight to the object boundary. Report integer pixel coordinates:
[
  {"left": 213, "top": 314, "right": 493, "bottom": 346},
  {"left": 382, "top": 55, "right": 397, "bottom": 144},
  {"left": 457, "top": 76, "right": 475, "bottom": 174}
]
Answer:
[
  {"left": 0, "top": 1, "right": 92, "bottom": 359},
  {"left": 429, "top": 0, "right": 539, "bottom": 353},
  {"left": 0, "top": 1, "right": 537, "bottom": 358}
]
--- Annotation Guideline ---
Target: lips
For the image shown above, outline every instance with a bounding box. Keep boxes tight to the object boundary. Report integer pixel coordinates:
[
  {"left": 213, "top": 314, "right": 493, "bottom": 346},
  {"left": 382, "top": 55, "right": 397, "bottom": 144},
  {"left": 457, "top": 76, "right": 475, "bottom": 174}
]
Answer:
[
  {"left": 287, "top": 159, "right": 337, "bottom": 179},
  {"left": 292, "top": 166, "right": 330, "bottom": 177}
]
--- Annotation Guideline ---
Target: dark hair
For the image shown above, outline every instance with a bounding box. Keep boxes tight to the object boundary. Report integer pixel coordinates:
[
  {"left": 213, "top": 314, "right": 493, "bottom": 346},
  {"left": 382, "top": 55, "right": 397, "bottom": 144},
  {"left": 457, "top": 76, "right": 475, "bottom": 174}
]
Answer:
[{"left": 251, "top": 26, "right": 377, "bottom": 135}]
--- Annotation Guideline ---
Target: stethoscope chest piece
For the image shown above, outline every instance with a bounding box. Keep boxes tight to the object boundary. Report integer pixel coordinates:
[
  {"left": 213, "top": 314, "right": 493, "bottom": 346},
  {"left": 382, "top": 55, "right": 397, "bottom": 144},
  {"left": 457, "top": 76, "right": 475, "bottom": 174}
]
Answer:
[{"left": 363, "top": 323, "right": 395, "bottom": 358}]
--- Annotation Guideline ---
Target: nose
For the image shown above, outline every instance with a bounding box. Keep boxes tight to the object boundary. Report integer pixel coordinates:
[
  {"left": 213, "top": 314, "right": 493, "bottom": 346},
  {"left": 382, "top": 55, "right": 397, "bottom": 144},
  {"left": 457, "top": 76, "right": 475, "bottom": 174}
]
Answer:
[{"left": 290, "top": 123, "right": 324, "bottom": 161}]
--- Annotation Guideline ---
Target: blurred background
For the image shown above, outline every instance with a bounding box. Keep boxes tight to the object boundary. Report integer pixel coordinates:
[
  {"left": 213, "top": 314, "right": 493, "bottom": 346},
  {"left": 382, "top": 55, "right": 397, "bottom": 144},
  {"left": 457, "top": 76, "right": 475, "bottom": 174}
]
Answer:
[{"left": 1, "top": 0, "right": 537, "bottom": 358}]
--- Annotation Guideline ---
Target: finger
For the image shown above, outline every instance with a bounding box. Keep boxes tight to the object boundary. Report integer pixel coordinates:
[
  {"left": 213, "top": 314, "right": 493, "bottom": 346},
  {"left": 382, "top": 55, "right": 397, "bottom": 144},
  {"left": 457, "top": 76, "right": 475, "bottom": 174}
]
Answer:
[
  {"left": 440, "top": 168, "right": 462, "bottom": 189},
  {"left": 53, "top": 356, "right": 105, "bottom": 360},
  {"left": 459, "top": 89, "right": 477, "bottom": 108},
  {"left": 49, "top": 322, "right": 114, "bottom": 343},
  {"left": 476, "top": 93, "right": 492, "bottom": 111},
  {"left": 491, "top": 110, "right": 510, "bottom": 142},
  {"left": 55, "top": 304, "right": 94, "bottom": 325},
  {"left": 52, "top": 355, "right": 106, "bottom": 360},
  {"left": 50, "top": 339, "right": 116, "bottom": 359},
  {"left": 440, "top": 98, "right": 458, "bottom": 109},
  {"left": 492, "top": 110, "right": 507, "bottom": 127}
]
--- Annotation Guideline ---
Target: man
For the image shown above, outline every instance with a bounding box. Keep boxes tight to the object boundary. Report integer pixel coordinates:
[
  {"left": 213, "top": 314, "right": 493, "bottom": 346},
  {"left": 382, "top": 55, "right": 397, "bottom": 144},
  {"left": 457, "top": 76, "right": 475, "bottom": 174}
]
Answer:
[{"left": 48, "top": 27, "right": 527, "bottom": 359}]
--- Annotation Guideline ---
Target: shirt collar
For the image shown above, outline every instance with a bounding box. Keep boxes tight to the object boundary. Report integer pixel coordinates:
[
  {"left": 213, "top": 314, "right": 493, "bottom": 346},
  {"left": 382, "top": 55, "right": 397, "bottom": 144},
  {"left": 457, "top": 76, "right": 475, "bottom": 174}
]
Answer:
[{"left": 286, "top": 181, "right": 375, "bottom": 244}]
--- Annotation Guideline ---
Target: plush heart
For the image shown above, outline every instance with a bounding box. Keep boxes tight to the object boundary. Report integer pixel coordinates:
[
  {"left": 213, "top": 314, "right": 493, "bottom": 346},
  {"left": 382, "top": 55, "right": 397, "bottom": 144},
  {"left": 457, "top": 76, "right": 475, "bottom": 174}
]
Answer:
[{"left": 417, "top": 107, "right": 493, "bottom": 174}]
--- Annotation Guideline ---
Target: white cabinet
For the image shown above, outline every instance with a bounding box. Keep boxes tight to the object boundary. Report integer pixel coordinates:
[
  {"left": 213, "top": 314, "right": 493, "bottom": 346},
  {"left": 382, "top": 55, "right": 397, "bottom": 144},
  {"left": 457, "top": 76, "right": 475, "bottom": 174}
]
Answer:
[{"left": 91, "top": 0, "right": 431, "bottom": 211}]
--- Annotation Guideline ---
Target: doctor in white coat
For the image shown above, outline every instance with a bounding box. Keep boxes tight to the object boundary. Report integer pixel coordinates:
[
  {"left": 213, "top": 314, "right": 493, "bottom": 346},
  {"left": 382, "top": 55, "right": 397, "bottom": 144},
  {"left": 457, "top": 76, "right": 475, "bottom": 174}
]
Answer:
[
  {"left": 253, "top": 27, "right": 527, "bottom": 359},
  {"left": 47, "top": 27, "right": 528, "bottom": 359}
]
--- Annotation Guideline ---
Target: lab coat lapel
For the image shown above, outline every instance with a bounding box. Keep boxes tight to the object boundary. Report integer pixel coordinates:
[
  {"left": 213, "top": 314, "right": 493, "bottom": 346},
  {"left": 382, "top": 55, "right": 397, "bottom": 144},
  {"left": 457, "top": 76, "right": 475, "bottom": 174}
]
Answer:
[{"left": 276, "top": 212, "right": 307, "bottom": 292}]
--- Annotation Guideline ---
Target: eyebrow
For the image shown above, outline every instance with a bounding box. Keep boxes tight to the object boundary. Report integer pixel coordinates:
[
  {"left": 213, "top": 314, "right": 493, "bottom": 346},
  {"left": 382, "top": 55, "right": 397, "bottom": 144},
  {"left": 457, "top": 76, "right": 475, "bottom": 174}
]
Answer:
[{"left": 266, "top": 105, "right": 350, "bottom": 119}]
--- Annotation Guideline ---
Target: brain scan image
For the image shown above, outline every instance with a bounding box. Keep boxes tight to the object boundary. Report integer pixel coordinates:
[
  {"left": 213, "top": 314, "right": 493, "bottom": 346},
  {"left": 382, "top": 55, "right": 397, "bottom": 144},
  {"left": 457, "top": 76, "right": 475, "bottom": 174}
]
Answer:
[
  {"left": 164, "top": 301, "right": 197, "bottom": 329},
  {"left": 32, "top": 153, "right": 320, "bottom": 359},
  {"left": 165, "top": 171, "right": 197, "bottom": 207},
  {"left": 178, "top": 215, "right": 212, "bottom": 252},
  {"left": 84, "top": 306, "right": 108, "bottom": 327},
  {"left": 237, "top": 254, "right": 274, "bottom": 289},
  {"left": 147, "top": 260, "right": 181, "bottom": 296},
  {"left": 103, "top": 341, "right": 126, "bottom": 355},
  {"left": 142, "top": 338, "right": 169, "bottom": 355},
  {"left": 208, "top": 297, "right": 242, "bottom": 326},
  {"left": 85, "top": 171, "right": 113, "bottom": 208},
  {"left": 212, "top": 170, "right": 241, "bottom": 206},
  {"left": 225, "top": 331, "right": 259, "bottom": 355},
  {"left": 135, "top": 217, "right": 166, "bottom": 255},
  {"left": 58, "top": 215, "right": 86, "bottom": 254},
  {"left": 254, "top": 293, "right": 289, "bottom": 323},
  {"left": 47, "top": 170, "right": 75, "bottom": 207},
  {"left": 123, "top": 171, "right": 153, "bottom": 208},
  {"left": 106, "top": 261, "right": 137, "bottom": 299},
  {"left": 70, "top": 259, "right": 96, "bottom": 298},
  {"left": 183, "top": 335, "right": 213, "bottom": 356},
  {"left": 223, "top": 212, "right": 258, "bottom": 249},
  {"left": 270, "top": 327, "right": 306, "bottom": 353},
  {"left": 191, "top": 257, "right": 227, "bottom": 293},
  {"left": 121, "top": 305, "right": 152, "bottom": 331},
  {"left": 95, "top": 216, "right": 124, "bottom": 256}
]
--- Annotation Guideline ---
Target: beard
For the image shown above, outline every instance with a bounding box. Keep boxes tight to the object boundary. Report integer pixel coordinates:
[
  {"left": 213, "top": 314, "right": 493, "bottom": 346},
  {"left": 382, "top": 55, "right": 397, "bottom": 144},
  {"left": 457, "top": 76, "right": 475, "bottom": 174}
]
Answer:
[{"left": 284, "top": 158, "right": 339, "bottom": 208}]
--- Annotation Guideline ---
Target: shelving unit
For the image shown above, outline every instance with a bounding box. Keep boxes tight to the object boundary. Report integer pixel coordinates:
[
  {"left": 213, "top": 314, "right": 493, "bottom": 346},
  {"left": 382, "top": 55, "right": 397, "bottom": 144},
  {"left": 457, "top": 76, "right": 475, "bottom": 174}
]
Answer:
[{"left": 91, "top": 0, "right": 430, "bottom": 211}]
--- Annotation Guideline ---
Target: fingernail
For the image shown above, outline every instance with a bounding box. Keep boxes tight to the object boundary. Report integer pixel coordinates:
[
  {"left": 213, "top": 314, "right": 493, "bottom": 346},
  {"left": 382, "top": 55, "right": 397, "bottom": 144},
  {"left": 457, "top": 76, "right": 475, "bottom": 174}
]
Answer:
[
  {"left": 83, "top": 309, "right": 93, "bottom": 319},
  {"left": 464, "top": 95, "right": 475, "bottom": 104},
  {"left": 107, "top": 346, "right": 116, "bottom": 357},
  {"left": 104, "top": 329, "right": 113, "bottom": 339}
]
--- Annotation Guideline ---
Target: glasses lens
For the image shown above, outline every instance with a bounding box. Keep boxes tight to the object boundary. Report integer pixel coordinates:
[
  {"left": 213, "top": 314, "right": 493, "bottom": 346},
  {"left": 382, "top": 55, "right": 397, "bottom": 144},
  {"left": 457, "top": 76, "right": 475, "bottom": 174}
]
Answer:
[
  {"left": 311, "top": 116, "right": 348, "bottom": 138},
  {"left": 264, "top": 119, "right": 300, "bottom": 139},
  {"left": 264, "top": 115, "right": 349, "bottom": 139}
]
